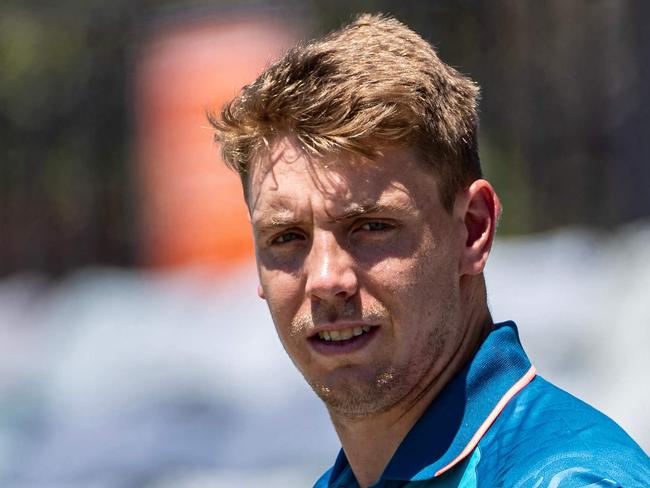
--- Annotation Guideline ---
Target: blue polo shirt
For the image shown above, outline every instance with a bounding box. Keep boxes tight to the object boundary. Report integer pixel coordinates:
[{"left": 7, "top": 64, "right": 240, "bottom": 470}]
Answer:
[{"left": 314, "top": 322, "right": 650, "bottom": 487}]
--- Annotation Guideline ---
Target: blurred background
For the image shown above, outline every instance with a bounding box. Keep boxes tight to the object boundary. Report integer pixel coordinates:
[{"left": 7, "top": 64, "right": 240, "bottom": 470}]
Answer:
[{"left": 1, "top": 1, "right": 648, "bottom": 486}]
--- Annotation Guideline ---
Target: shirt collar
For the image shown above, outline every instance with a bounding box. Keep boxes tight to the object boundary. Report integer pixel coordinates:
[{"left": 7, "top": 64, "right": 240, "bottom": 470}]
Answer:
[{"left": 326, "top": 321, "right": 536, "bottom": 485}]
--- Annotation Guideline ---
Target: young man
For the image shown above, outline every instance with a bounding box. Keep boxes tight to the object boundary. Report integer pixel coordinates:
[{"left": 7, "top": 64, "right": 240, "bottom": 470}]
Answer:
[{"left": 210, "top": 14, "right": 649, "bottom": 488}]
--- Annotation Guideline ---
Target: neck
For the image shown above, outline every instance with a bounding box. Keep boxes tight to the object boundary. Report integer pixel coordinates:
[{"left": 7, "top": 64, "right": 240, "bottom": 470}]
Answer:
[{"left": 330, "top": 277, "right": 491, "bottom": 488}]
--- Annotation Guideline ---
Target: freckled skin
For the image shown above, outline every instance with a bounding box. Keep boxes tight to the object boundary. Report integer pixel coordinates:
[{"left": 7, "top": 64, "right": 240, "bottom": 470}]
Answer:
[{"left": 249, "top": 138, "right": 470, "bottom": 418}]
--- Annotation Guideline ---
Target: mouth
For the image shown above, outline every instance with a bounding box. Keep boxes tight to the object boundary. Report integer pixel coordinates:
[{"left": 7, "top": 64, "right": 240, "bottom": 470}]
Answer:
[
  {"left": 308, "top": 325, "right": 379, "bottom": 355},
  {"left": 316, "top": 325, "right": 372, "bottom": 342}
]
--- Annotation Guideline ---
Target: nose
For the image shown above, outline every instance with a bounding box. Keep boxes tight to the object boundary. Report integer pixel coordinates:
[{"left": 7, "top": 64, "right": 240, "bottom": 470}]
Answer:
[{"left": 305, "top": 231, "right": 358, "bottom": 303}]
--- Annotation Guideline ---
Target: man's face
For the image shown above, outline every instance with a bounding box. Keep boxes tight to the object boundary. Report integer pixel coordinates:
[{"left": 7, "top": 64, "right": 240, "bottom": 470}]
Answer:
[{"left": 249, "top": 138, "right": 468, "bottom": 417}]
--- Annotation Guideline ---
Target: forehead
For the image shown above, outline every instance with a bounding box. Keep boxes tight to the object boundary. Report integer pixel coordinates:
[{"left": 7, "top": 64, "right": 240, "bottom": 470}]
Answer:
[{"left": 248, "top": 138, "right": 440, "bottom": 221}]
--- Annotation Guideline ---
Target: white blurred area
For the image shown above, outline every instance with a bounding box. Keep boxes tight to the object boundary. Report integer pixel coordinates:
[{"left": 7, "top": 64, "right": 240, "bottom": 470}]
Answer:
[{"left": 0, "top": 224, "right": 648, "bottom": 487}]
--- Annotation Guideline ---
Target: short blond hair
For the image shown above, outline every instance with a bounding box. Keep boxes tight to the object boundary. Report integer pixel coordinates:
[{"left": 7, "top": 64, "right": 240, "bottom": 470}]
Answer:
[{"left": 209, "top": 13, "right": 481, "bottom": 210}]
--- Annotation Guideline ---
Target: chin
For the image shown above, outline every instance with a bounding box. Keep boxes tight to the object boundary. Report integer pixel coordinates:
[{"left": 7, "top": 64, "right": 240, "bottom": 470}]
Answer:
[{"left": 308, "top": 366, "right": 414, "bottom": 418}]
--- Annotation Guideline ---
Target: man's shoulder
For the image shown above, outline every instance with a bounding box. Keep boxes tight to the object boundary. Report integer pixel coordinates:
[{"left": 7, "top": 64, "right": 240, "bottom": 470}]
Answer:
[
  {"left": 313, "top": 467, "right": 333, "bottom": 488},
  {"left": 475, "top": 375, "right": 650, "bottom": 486}
]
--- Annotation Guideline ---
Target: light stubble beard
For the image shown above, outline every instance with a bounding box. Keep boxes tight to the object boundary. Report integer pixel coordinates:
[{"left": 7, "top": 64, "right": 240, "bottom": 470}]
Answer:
[{"left": 289, "top": 302, "right": 451, "bottom": 420}]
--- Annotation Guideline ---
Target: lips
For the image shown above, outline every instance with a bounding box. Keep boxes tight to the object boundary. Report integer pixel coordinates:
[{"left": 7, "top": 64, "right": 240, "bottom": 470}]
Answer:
[{"left": 309, "top": 325, "right": 378, "bottom": 355}]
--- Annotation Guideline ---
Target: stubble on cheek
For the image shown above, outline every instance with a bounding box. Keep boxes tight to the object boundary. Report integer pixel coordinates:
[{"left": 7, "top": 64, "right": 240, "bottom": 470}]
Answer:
[
  {"left": 376, "top": 369, "right": 395, "bottom": 386},
  {"left": 289, "top": 313, "right": 311, "bottom": 337}
]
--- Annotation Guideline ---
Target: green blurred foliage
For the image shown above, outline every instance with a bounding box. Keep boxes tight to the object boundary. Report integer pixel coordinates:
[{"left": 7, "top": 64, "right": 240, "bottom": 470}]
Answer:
[{"left": 0, "top": 2, "right": 138, "bottom": 275}]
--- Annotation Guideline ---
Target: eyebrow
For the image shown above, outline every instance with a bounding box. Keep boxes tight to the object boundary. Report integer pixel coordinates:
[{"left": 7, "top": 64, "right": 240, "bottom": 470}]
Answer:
[
  {"left": 329, "top": 202, "right": 409, "bottom": 222},
  {"left": 253, "top": 209, "right": 301, "bottom": 230},
  {"left": 253, "top": 201, "right": 412, "bottom": 231}
]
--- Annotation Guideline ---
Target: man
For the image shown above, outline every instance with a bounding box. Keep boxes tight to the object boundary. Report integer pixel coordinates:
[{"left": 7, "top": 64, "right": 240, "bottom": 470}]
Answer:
[{"left": 210, "top": 13, "right": 649, "bottom": 487}]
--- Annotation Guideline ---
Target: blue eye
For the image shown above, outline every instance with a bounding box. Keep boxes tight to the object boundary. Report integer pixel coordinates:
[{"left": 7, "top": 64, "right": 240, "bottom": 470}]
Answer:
[{"left": 272, "top": 231, "right": 304, "bottom": 244}]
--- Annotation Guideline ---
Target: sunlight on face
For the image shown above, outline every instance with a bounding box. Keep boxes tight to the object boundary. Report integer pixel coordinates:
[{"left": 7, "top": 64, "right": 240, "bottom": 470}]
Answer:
[{"left": 249, "top": 138, "right": 466, "bottom": 417}]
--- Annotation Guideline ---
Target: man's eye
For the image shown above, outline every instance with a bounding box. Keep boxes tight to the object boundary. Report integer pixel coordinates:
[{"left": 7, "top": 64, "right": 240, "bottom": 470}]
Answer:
[
  {"left": 271, "top": 231, "right": 304, "bottom": 244},
  {"left": 359, "top": 221, "right": 392, "bottom": 231}
]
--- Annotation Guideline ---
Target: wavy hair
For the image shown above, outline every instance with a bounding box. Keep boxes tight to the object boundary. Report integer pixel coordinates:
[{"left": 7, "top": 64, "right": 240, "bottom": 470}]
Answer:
[{"left": 209, "top": 13, "right": 482, "bottom": 210}]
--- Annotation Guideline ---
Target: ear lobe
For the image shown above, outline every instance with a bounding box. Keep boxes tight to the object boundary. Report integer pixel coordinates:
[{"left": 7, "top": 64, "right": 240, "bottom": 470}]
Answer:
[
  {"left": 459, "top": 179, "right": 500, "bottom": 276},
  {"left": 257, "top": 284, "right": 266, "bottom": 300}
]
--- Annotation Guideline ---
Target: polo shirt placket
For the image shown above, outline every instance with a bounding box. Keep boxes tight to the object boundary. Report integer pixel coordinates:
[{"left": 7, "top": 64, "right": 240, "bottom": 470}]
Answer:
[{"left": 314, "top": 321, "right": 650, "bottom": 487}]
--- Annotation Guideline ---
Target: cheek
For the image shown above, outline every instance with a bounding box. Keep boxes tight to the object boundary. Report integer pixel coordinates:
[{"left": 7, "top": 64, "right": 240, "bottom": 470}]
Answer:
[
  {"left": 364, "top": 246, "right": 445, "bottom": 295},
  {"left": 365, "top": 245, "right": 459, "bottom": 322},
  {"left": 372, "top": 263, "right": 419, "bottom": 296},
  {"left": 259, "top": 268, "right": 304, "bottom": 329}
]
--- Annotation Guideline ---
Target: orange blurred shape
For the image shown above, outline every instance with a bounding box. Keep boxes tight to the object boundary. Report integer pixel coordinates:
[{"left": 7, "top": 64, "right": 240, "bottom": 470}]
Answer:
[{"left": 134, "top": 15, "right": 296, "bottom": 272}]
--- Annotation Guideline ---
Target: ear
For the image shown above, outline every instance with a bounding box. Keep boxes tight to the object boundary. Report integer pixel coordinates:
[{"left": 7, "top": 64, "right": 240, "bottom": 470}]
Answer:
[
  {"left": 457, "top": 179, "right": 500, "bottom": 276},
  {"left": 257, "top": 283, "right": 266, "bottom": 300}
]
